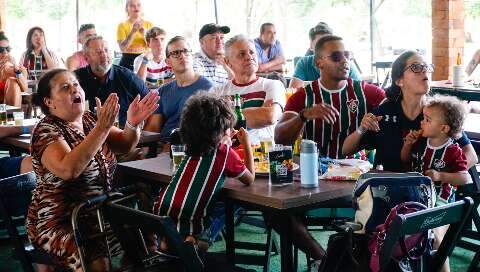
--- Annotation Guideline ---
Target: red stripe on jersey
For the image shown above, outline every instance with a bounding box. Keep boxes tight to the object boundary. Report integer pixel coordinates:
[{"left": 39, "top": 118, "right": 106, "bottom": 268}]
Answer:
[
  {"left": 153, "top": 188, "right": 167, "bottom": 214},
  {"left": 169, "top": 159, "right": 200, "bottom": 219},
  {"left": 241, "top": 91, "right": 266, "bottom": 100},
  {"left": 311, "top": 80, "right": 323, "bottom": 145},
  {"left": 329, "top": 92, "right": 340, "bottom": 157},
  {"left": 422, "top": 148, "right": 434, "bottom": 173},
  {"left": 192, "top": 147, "right": 228, "bottom": 219},
  {"left": 147, "top": 66, "right": 171, "bottom": 73}
]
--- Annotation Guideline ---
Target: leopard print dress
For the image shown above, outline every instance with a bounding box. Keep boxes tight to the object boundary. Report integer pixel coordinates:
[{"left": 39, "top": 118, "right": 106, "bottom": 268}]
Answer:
[{"left": 26, "top": 111, "right": 118, "bottom": 271}]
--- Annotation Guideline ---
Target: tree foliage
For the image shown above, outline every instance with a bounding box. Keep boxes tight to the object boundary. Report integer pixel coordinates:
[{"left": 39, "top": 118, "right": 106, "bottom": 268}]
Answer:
[{"left": 466, "top": 1, "right": 480, "bottom": 18}]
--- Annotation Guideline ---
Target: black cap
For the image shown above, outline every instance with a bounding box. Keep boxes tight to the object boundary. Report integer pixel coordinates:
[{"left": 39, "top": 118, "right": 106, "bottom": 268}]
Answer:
[{"left": 199, "top": 23, "right": 230, "bottom": 39}]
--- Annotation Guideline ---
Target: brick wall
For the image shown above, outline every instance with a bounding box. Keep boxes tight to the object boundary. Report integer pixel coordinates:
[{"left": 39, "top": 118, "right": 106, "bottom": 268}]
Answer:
[{"left": 432, "top": 0, "right": 465, "bottom": 80}]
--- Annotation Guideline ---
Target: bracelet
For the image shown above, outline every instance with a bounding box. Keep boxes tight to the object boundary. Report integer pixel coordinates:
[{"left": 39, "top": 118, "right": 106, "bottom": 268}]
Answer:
[
  {"left": 22, "top": 126, "right": 29, "bottom": 134},
  {"left": 142, "top": 57, "right": 149, "bottom": 64},
  {"left": 356, "top": 126, "right": 366, "bottom": 135},
  {"left": 125, "top": 120, "right": 139, "bottom": 131},
  {"left": 298, "top": 109, "right": 307, "bottom": 122}
]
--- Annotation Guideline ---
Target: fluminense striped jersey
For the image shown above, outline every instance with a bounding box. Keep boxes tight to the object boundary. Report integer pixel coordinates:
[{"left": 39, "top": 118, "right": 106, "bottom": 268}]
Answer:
[
  {"left": 411, "top": 137, "right": 467, "bottom": 203},
  {"left": 193, "top": 50, "right": 229, "bottom": 85},
  {"left": 213, "top": 76, "right": 286, "bottom": 143},
  {"left": 285, "top": 78, "right": 385, "bottom": 159},
  {"left": 153, "top": 144, "right": 246, "bottom": 236},
  {"left": 133, "top": 54, "right": 174, "bottom": 86}
]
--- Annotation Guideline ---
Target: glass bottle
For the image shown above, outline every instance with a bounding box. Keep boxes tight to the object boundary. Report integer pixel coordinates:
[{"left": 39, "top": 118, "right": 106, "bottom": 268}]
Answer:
[{"left": 234, "top": 94, "right": 246, "bottom": 130}]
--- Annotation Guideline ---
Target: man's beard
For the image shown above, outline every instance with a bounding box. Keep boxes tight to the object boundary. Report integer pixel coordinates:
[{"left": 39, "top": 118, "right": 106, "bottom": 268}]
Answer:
[{"left": 93, "top": 63, "right": 111, "bottom": 75}]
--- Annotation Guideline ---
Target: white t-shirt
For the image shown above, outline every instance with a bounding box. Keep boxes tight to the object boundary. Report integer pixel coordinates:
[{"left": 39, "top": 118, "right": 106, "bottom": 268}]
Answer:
[
  {"left": 133, "top": 53, "right": 174, "bottom": 88},
  {"left": 213, "top": 76, "right": 286, "bottom": 143}
]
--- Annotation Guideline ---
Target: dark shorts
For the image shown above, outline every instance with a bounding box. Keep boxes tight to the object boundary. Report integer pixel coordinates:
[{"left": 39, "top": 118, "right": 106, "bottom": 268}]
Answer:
[{"left": 0, "top": 156, "right": 24, "bottom": 179}]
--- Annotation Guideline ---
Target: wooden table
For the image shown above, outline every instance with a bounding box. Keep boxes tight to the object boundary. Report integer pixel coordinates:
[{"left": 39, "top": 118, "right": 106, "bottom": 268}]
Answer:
[
  {"left": 116, "top": 154, "right": 355, "bottom": 272},
  {"left": 0, "top": 129, "right": 163, "bottom": 156},
  {"left": 431, "top": 80, "right": 480, "bottom": 101}
]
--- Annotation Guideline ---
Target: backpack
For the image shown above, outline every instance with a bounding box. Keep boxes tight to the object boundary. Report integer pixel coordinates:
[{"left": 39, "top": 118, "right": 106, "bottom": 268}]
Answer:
[
  {"left": 368, "top": 202, "right": 432, "bottom": 272},
  {"left": 353, "top": 172, "right": 435, "bottom": 234}
]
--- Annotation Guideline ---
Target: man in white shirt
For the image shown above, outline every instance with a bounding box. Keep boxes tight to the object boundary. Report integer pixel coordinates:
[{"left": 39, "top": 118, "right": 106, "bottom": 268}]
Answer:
[{"left": 213, "top": 34, "right": 285, "bottom": 143}]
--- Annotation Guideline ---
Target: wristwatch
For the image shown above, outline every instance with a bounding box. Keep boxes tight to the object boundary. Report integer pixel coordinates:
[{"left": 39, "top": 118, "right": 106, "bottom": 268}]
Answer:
[{"left": 299, "top": 109, "right": 308, "bottom": 122}]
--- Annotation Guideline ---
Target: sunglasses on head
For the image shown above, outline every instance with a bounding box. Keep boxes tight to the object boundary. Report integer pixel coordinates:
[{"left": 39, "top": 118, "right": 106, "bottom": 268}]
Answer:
[
  {"left": 321, "top": 51, "right": 352, "bottom": 62},
  {"left": 167, "top": 48, "right": 192, "bottom": 58},
  {"left": 0, "top": 46, "right": 11, "bottom": 53},
  {"left": 404, "top": 63, "right": 435, "bottom": 73}
]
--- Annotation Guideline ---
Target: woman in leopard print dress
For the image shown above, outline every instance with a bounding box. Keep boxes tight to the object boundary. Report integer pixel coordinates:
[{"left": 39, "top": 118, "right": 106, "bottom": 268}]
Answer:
[{"left": 26, "top": 68, "right": 159, "bottom": 271}]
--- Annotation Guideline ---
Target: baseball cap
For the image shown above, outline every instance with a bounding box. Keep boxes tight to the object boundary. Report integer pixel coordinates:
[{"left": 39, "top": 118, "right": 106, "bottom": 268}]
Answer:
[
  {"left": 199, "top": 23, "right": 230, "bottom": 39},
  {"left": 309, "top": 22, "right": 333, "bottom": 40}
]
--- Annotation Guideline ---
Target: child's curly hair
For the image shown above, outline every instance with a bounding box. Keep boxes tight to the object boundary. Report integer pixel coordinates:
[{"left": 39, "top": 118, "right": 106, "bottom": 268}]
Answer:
[
  {"left": 179, "top": 92, "right": 236, "bottom": 156},
  {"left": 425, "top": 94, "right": 469, "bottom": 138}
]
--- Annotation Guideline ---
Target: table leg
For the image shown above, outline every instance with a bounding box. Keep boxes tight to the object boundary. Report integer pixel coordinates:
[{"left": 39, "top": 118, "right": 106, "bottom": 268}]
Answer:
[
  {"left": 225, "top": 199, "right": 235, "bottom": 264},
  {"left": 279, "top": 211, "right": 294, "bottom": 272}
]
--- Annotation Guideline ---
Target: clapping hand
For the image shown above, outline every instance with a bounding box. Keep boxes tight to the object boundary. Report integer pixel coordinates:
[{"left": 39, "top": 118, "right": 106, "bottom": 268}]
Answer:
[
  {"left": 96, "top": 93, "right": 120, "bottom": 130},
  {"left": 126, "top": 90, "right": 160, "bottom": 127}
]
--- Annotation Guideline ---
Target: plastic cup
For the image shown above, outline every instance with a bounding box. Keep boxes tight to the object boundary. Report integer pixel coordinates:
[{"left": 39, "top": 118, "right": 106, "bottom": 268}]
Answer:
[
  {"left": 171, "top": 144, "right": 186, "bottom": 171},
  {"left": 13, "top": 112, "right": 24, "bottom": 126}
]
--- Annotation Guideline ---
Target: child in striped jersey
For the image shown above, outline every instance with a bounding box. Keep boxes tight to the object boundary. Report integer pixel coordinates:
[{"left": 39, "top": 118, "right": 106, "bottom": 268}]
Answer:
[
  {"left": 401, "top": 94, "right": 471, "bottom": 204},
  {"left": 153, "top": 92, "right": 255, "bottom": 251},
  {"left": 401, "top": 95, "right": 471, "bottom": 272}
]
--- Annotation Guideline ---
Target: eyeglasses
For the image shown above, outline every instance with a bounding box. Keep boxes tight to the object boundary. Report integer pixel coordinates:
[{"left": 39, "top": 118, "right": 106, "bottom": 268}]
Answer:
[
  {"left": 404, "top": 63, "right": 435, "bottom": 73},
  {"left": 321, "top": 51, "right": 352, "bottom": 62},
  {"left": 0, "top": 46, "right": 11, "bottom": 53},
  {"left": 167, "top": 48, "right": 192, "bottom": 58}
]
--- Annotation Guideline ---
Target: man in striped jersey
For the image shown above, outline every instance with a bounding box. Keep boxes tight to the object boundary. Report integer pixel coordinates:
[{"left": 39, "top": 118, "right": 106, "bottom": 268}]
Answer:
[
  {"left": 133, "top": 27, "right": 174, "bottom": 89},
  {"left": 275, "top": 35, "right": 385, "bottom": 159},
  {"left": 213, "top": 34, "right": 286, "bottom": 144},
  {"left": 193, "top": 23, "right": 234, "bottom": 86}
]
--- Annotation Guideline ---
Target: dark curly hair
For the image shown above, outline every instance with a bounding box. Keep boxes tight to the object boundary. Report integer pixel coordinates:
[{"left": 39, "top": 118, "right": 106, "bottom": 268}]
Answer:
[
  {"left": 385, "top": 50, "right": 417, "bottom": 101},
  {"left": 424, "top": 94, "right": 468, "bottom": 138},
  {"left": 179, "top": 92, "right": 236, "bottom": 156},
  {"left": 33, "top": 68, "right": 71, "bottom": 115}
]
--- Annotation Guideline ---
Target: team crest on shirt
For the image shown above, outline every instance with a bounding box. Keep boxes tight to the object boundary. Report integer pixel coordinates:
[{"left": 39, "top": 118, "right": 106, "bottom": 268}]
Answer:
[
  {"left": 347, "top": 99, "right": 359, "bottom": 113},
  {"left": 433, "top": 159, "right": 446, "bottom": 169}
]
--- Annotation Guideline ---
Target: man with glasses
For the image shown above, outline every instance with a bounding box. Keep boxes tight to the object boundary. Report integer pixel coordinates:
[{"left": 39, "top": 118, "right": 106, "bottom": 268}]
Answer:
[
  {"left": 144, "top": 36, "right": 212, "bottom": 143},
  {"left": 75, "top": 35, "right": 149, "bottom": 127},
  {"left": 289, "top": 26, "right": 362, "bottom": 88},
  {"left": 275, "top": 35, "right": 385, "bottom": 159},
  {"left": 193, "top": 23, "right": 234, "bottom": 86}
]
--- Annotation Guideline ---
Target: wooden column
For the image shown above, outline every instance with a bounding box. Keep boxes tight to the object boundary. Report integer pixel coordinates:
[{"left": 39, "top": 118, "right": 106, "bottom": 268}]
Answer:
[
  {"left": 432, "top": 0, "right": 465, "bottom": 80},
  {"left": 0, "top": 0, "right": 5, "bottom": 31}
]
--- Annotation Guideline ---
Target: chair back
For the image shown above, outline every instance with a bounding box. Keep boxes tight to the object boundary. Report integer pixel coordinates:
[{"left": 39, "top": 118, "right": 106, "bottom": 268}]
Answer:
[
  {"left": 379, "top": 197, "right": 474, "bottom": 272},
  {"left": 0, "top": 172, "right": 55, "bottom": 272},
  {"left": 103, "top": 197, "right": 203, "bottom": 272}
]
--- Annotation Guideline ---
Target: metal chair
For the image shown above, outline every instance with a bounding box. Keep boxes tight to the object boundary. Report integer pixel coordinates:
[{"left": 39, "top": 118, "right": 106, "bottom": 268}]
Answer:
[
  {"left": 0, "top": 172, "right": 60, "bottom": 272},
  {"left": 378, "top": 197, "right": 474, "bottom": 272}
]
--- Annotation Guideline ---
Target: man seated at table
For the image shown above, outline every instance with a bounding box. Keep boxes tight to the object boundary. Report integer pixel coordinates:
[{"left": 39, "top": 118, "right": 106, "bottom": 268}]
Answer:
[
  {"left": 0, "top": 125, "right": 33, "bottom": 179},
  {"left": 290, "top": 31, "right": 362, "bottom": 88},
  {"left": 276, "top": 35, "right": 384, "bottom": 157},
  {"left": 65, "top": 23, "right": 97, "bottom": 71},
  {"left": 254, "top": 23, "right": 285, "bottom": 74},
  {"left": 75, "top": 35, "right": 150, "bottom": 127},
  {"left": 193, "top": 23, "right": 234, "bottom": 86},
  {"left": 144, "top": 36, "right": 212, "bottom": 147},
  {"left": 133, "top": 26, "right": 174, "bottom": 89},
  {"left": 213, "top": 34, "right": 285, "bottom": 144}
]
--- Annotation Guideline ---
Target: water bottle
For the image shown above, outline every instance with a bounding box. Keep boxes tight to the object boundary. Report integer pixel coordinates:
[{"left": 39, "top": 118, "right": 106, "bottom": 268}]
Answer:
[{"left": 300, "top": 139, "right": 318, "bottom": 188}]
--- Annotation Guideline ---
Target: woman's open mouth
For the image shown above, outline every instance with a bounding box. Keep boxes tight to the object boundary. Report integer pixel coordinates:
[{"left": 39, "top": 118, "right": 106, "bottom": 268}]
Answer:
[{"left": 72, "top": 96, "right": 82, "bottom": 104}]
